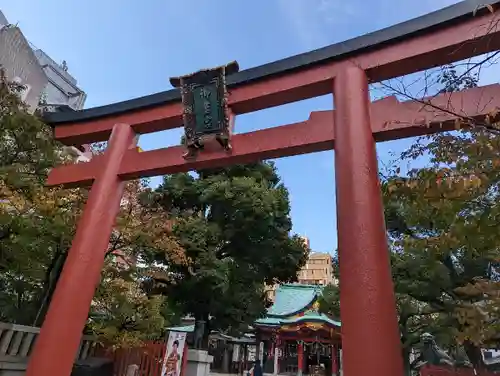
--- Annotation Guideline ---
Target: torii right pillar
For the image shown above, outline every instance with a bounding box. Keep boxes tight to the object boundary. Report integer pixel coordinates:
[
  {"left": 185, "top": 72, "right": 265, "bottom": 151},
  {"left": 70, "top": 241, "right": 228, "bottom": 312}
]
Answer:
[{"left": 333, "top": 65, "right": 404, "bottom": 376}]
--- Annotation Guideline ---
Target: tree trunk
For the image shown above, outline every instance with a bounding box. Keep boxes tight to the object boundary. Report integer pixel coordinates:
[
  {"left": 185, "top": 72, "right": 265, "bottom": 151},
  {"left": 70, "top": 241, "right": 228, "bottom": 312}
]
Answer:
[
  {"left": 33, "top": 251, "right": 67, "bottom": 326},
  {"left": 464, "top": 340, "right": 486, "bottom": 373},
  {"left": 402, "top": 346, "right": 412, "bottom": 376},
  {"left": 202, "top": 313, "right": 210, "bottom": 350},
  {"left": 400, "top": 315, "right": 412, "bottom": 376}
]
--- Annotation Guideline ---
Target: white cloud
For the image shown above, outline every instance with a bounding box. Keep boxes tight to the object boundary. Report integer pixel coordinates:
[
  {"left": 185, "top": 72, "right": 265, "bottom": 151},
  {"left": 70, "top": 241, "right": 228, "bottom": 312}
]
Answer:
[
  {"left": 276, "top": 0, "right": 356, "bottom": 50},
  {"left": 276, "top": 0, "right": 466, "bottom": 51}
]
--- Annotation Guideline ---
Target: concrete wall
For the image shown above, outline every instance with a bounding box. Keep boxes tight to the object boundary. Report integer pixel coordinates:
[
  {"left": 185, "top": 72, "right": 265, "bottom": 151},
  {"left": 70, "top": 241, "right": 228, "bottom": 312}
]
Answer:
[
  {"left": 0, "top": 357, "right": 27, "bottom": 376},
  {"left": 0, "top": 26, "right": 47, "bottom": 112},
  {"left": 0, "top": 11, "right": 8, "bottom": 27},
  {"left": 0, "top": 322, "right": 97, "bottom": 376}
]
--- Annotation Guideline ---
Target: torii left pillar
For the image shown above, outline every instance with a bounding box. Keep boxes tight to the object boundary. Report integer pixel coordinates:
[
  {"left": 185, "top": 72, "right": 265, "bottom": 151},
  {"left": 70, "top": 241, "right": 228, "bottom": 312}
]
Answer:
[{"left": 26, "top": 124, "right": 136, "bottom": 376}]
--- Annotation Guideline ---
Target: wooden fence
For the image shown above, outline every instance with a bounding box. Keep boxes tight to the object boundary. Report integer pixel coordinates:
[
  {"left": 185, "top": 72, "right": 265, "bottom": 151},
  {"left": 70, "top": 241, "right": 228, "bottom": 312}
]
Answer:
[
  {"left": 421, "top": 365, "right": 498, "bottom": 376},
  {"left": 0, "top": 322, "right": 169, "bottom": 376},
  {"left": 97, "top": 341, "right": 167, "bottom": 376}
]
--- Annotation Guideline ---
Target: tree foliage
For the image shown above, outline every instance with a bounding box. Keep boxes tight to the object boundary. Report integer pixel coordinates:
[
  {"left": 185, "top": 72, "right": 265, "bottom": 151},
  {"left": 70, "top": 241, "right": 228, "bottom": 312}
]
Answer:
[
  {"left": 318, "top": 256, "right": 339, "bottom": 319},
  {"left": 141, "top": 163, "right": 308, "bottom": 340},
  {"left": 86, "top": 179, "right": 184, "bottom": 348},
  {"left": 320, "top": 61, "right": 500, "bottom": 372},
  {"left": 0, "top": 71, "right": 179, "bottom": 348},
  {"left": 382, "top": 62, "right": 500, "bottom": 368},
  {"left": 383, "top": 126, "right": 500, "bottom": 364},
  {"left": 0, "top": 69, "right": 80, "bottom": 324},
  {"left": 88, "top": 260, "right": 178, "bottom": 349}
]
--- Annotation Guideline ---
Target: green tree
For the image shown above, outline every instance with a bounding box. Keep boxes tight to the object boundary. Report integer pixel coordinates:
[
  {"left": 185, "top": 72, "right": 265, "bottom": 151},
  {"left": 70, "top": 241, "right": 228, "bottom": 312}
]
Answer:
[
  {"left": 88, "top": 259, "right": 181, "bottom": 349},
  {"left": 383, "top": 131, "right": 500, "bottom": 367},
  {"left": 141, "top": 163, "right": 308, "bottom": 343},
  {"left": 317, "top": 254, "right": 453, "bottom": 375},
  {"left": 0, "top": 71, "right": 180, "bottom": 348},
  {"left": 320, "top": 62, "right": 500, "bottom": 372},
  {"left": 381, "top": 62, "right": 500, "bottom": 369},
  {"left": 0, "top": 68, "right": 76, "bottom": 324},
  {"left": 318, "top": 255, "right": 339, "bottom": 319}
]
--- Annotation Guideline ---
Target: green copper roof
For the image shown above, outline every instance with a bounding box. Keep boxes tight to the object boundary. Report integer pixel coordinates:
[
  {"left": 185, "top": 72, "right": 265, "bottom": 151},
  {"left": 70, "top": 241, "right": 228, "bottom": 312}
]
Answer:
[
  {"left": 255, "top": 311, "right": 340, "bottom": 328},
  {"left": 168, "top": 284, "right": 340, "bottom": 332},
  {"left": 254, "top": 317, "right": 282, "bottom": 326},
  {"left": 267, "top": 284, "right": 322, "bottom": 317},
  {"left": 167, "top": 324, "right": 194, "bottom": 333},
  {"left": 281, "top": 311, "right": 341, "bottom": 327}
]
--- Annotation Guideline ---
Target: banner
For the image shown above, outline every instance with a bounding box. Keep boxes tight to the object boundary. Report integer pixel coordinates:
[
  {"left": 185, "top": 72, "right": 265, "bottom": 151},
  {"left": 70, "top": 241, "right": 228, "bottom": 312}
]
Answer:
[
  {"left": 259, "top": 342, "right": 264, "bottom": 366},
  {"left": 161, "top": 331, "right": 187, "bottom": 376},
  {"left": 248, "top": 345, "right": 256, "bottom": 362},
  {"left": 232, "top": 344, "right": 240, "bottom": 362}
]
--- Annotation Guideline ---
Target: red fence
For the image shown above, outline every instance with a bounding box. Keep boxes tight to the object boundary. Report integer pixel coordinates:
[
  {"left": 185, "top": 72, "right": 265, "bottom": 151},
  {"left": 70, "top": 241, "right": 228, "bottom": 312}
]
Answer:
[
  {"left": 421, "top": 365, "right": 497, "bottom": 376},
  {"left": 98, "top": 341, "right": 167, "bottom": 376}
]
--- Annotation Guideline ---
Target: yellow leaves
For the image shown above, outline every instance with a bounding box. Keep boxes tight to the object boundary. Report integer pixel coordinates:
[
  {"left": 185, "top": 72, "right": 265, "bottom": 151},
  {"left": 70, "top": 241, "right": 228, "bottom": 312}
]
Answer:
[
  {"left": 456, "top": 280, "right": 500, "bottom": 298},
  {"left": 92, "top": 262, "right": 168, "bottom": 348},
  {"left": 466, "top": 175, "right": 483, "bottom": 189},
  {"left": 387, "top": 185, "right": 397, "bottom": 194},
  {"left": 108, "top": 181, "right": 188, "bottom": 270},
  {"left": 452, "top": 280, "right": 500, "bottom": 345}
]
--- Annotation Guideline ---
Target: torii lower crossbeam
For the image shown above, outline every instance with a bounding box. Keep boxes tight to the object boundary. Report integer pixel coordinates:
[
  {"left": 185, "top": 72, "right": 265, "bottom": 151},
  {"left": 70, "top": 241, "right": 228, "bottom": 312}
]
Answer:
[{"left": 47, "top": 84, "right": 500, "bottom": 187}]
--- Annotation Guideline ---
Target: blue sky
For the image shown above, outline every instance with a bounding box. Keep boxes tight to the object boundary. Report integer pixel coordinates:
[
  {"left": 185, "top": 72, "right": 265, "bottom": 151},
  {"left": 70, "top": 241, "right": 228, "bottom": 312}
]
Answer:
[{"left": 1, "top": 0, "right": 482, "bottom": 253}]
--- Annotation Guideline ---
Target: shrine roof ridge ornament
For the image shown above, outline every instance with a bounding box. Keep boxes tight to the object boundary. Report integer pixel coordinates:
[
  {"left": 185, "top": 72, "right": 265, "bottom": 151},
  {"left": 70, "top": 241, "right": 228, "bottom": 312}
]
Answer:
[{"left": 43, "top": 0, "right": 499, "bottom": 126}]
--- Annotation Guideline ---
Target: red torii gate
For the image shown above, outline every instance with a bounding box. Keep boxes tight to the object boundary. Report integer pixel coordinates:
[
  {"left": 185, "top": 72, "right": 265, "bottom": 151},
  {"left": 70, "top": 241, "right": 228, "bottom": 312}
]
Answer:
[{"left": 27, "top": 2, "right": 500, "bottom": 376}]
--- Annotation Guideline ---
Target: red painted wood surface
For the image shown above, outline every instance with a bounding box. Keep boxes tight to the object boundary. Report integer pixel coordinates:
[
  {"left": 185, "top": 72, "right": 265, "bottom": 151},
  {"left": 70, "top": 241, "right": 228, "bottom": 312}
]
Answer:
[
  {"left": 420, "top": 365, "right": 498, "bottom": 376},
  {"left": 297, "top": 342, "right": 304, "bottom": 374},
  {"left": 95, "top": 341, "right": 191, "bottom": 376},
  {"left": 111, "top": 342, "right": 166, "bottom": 376},
  {"left": 52, "top": 9, "right": 500, "bottom": 145},
  {"left": 334, "top": 66, "right": 403, "bottom": 376},
  {"left": 47, "top": 84, "right": 500, "bottom": 188},
  {"left": 95, "top": 341, "right": 169, "bottom": 376},
  {"left": 25, "top": 124, "right": 137, "bottom": 376}
]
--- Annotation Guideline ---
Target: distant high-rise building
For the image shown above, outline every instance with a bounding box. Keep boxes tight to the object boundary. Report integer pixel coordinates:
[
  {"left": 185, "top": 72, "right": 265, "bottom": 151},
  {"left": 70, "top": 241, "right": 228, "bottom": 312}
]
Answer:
[
  {"left": 33, "top": 49, "right": 87, "bottom": 110},
  {"left": 0, "top": 10, "right": 8, "bottom": 26},
  {"left": 265, "top": 237, "right": 338, "bottom": 302},
  {"left": 0, "top": 9, "right": 86, "bottom": 112},
  {"left": 0, "top": 11, "right": 48, "bottom": 112},
  {"left": 297, "top": 252, "right": 336, "bottom": 286}
]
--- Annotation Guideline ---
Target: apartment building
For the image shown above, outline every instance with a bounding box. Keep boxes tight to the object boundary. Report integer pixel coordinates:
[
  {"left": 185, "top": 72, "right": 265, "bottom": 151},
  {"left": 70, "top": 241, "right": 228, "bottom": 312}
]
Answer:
[
  {"left": 297, "top": 252, "right": 336, "bottom": 286},
  {"left": 33, "top": 48, "right": 87, "bottom": 110},
  {"left": 266, "top": 237, "right": 337, "bottom": 302},
  {"left": 0, "top": 9, "right": 87, "bottom": 113},
  {"left": 0, "top": 11, "right": 47, "bottom": 112}
]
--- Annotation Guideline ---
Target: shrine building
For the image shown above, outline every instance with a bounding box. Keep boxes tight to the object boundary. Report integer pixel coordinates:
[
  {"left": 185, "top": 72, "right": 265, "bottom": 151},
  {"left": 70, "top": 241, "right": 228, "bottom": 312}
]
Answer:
[{"left": 169, "top": 284, "right": 341, "bottom": 376}]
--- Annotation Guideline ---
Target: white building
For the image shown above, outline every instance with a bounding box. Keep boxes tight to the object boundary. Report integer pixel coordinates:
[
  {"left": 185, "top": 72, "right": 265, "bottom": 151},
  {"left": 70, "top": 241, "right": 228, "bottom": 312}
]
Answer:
[
  {"left": 33, "top": 49, "right": 86, "bottom": 110},
  {"left": 0, "top": 11, "right": 47, "bottom": 112},
  {"left": 0, "top": 9, "right": 86, "bottom": 112}
]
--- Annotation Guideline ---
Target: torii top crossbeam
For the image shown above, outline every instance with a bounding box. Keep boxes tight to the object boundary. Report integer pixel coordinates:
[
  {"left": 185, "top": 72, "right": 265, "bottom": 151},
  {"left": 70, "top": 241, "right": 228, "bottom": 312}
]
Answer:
[{"left": 45, "top": 0, "right": 500, "bottom": 146}]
